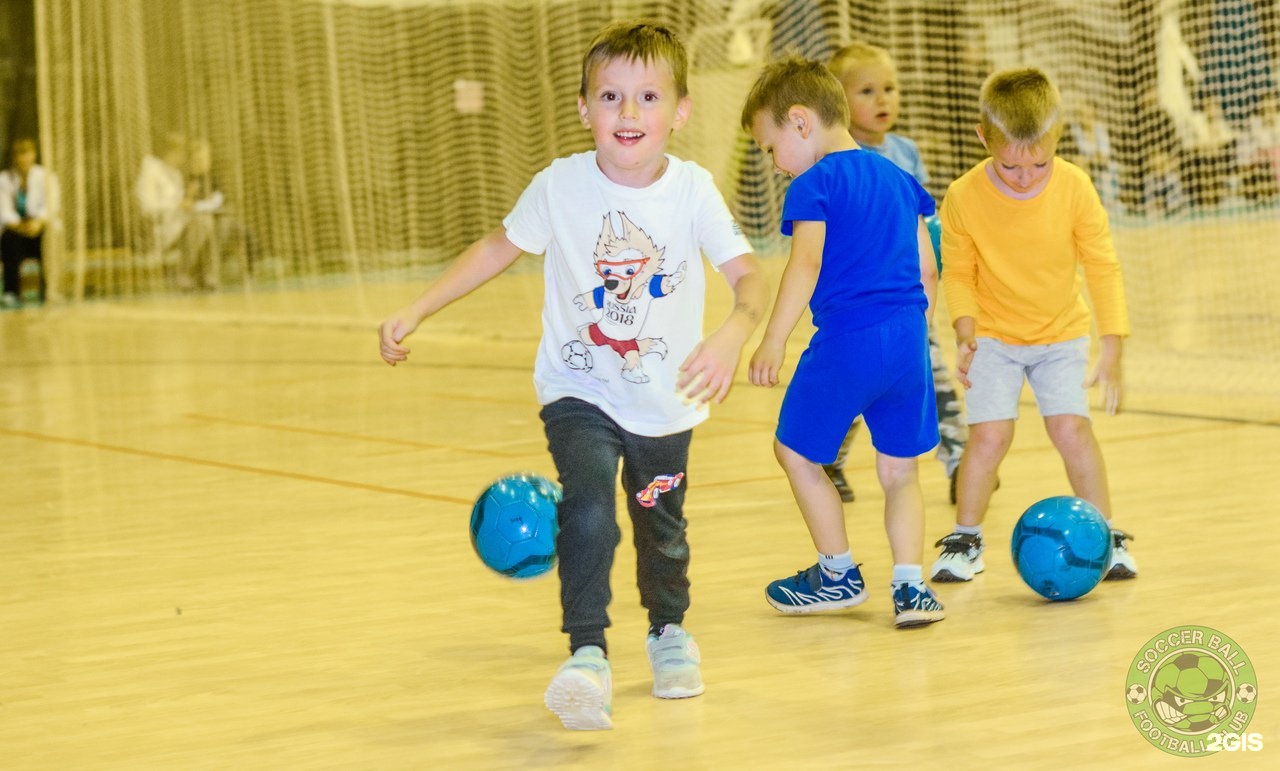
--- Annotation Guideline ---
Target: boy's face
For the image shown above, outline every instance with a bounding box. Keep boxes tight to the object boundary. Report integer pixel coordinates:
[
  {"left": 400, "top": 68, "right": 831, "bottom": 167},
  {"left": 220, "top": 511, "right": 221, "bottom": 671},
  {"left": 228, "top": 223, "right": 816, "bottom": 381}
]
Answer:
[
  {"left": 983, "top": 132, "right": 1057, "bottom": 196},
  {"left": 578, "top": 55, "right": 690, "bottom": 186},
  {"left": 840, "top": 62, "right": 899, "bottom": 141},
  {"left": 750, "top": 109, "right": 815, "bottom": 178}
]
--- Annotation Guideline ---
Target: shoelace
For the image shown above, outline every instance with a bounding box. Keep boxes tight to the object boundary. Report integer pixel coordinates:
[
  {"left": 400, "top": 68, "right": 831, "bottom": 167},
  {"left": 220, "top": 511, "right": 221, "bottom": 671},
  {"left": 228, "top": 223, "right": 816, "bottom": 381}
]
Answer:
[
  {"left": 1112, "top": 529, "right": 1135, "bottom": 548},
  {"left": 934, "top": 533, "right": 980, "bottom": 554}
]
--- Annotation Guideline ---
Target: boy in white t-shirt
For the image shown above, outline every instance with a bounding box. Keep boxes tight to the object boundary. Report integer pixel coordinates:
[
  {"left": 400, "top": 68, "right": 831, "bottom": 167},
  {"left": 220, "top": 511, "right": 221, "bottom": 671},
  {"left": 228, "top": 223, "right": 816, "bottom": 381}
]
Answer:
[{"left": 378, "top": 21, "right": 766, "bottom": 731}]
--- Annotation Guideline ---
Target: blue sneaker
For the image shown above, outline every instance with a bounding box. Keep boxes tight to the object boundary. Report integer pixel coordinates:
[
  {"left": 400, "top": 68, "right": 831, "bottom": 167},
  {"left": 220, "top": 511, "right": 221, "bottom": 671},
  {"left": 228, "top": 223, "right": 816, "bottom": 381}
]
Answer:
[
  {"left": 892, "top": 582, "right": 946, "bottom": 628},
  {"left": 766, "top": 563, "right": 868, "bottom": 613},
  {"left": 544, "top": 646, "right": 612, "bottom": 730}
]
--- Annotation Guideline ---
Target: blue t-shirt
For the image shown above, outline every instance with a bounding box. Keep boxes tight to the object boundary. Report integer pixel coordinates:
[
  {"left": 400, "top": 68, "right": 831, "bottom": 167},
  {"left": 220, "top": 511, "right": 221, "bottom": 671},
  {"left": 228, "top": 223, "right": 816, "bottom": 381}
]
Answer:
[{"left": 781, "top": 149, "right": 935, "bottom": 335}]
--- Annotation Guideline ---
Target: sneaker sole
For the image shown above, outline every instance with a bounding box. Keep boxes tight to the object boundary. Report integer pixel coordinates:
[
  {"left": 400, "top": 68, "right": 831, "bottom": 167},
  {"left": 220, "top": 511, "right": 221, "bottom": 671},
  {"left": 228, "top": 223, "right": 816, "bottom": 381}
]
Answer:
[
  {"left": 544, "top": 670, "right": 612, "bottom": 731},
  {"left": 930, "top": 559, "right": 985, "bottom": 583},
  {"left": 766, "top": 590, "right": 869, "bottom": 614},
  {"left": 653, "top": 681, "right": 705, "bottom": 699},
  {"left": 895, "top": 609, "right": 946, "bottom": 628},
  {"left": 1104, "top": 565, "right": 1138, "bottom": 580}
]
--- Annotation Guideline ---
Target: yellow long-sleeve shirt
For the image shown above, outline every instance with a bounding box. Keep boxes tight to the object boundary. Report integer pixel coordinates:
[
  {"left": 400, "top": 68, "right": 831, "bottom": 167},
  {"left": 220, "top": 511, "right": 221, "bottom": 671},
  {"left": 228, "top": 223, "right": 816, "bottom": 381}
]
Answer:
[{"left": 940, "top": 157, "right": 1129, "bottom": 344}]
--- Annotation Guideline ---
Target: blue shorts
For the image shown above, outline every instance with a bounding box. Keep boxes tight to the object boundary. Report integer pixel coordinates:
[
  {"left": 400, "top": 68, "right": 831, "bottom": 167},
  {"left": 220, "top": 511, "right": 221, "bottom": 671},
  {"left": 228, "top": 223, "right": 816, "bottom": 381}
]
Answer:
[{"left": 777, "top": 306, "right": 940, "bottom": 463}]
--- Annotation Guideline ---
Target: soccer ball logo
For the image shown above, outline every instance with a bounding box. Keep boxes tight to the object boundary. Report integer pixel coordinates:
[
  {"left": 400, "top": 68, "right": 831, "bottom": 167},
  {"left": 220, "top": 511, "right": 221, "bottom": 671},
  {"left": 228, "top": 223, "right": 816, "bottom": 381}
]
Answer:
[
  {"left": 1152, "top": 653, "right": 1230, "bottom": 731},
  {"left": 561, "top": 340, "right": 593, "bottom": 372},
  {"left": 1125, "top": 626, "right": 1259, "bottom": 758}
]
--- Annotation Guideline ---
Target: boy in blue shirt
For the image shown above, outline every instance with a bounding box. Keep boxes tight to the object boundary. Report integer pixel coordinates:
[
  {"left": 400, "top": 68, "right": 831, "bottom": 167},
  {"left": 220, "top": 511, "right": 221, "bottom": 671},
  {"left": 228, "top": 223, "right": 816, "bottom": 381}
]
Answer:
[{"left": 741, "top": 56, "right": 945, "bottom": 627}]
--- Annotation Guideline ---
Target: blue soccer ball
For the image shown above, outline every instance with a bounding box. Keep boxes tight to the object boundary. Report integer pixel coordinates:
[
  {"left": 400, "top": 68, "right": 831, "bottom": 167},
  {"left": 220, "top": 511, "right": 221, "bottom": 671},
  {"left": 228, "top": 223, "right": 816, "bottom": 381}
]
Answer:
[
  {"left": 470, "top": 473, "right": 561, "bottom": 579},
  {"left": 1011, "top": 496, "right": 1112, "bottom": 600}
]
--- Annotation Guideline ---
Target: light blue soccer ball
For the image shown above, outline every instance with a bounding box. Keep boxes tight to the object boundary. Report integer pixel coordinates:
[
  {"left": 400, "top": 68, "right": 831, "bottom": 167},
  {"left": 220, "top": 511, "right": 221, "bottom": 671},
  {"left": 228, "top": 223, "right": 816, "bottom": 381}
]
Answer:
[
  {"left": 469, "top": 474, "right": 561, "bottom": 579},
  {"left": 1011, "top": 496, "right": 1111, "bottom": 600}
]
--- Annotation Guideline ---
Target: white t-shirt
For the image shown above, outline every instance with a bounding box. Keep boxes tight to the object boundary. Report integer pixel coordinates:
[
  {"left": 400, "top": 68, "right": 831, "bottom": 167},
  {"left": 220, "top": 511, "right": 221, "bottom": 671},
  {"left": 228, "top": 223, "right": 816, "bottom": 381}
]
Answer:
[{"left": 504, "top": 151, "right": 750, "bottom": 437}]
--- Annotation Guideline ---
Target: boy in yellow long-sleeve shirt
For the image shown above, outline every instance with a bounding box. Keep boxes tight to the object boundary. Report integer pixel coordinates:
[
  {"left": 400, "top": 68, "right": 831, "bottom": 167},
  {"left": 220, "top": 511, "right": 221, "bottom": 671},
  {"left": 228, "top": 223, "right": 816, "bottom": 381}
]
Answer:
[{"left": 930, "top": 67, "right": 1138, "bottom": 583}]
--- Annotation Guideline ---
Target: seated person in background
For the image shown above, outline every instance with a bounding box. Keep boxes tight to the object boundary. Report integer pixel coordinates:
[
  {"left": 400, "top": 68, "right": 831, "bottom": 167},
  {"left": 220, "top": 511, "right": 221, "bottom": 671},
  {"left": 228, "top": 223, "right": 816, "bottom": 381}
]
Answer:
[
  {"left": 135, "top": 132, "right": 216, "bottom": 290},
  {"left": 0, "top": 137, "right": 52, "bottom": 307}
]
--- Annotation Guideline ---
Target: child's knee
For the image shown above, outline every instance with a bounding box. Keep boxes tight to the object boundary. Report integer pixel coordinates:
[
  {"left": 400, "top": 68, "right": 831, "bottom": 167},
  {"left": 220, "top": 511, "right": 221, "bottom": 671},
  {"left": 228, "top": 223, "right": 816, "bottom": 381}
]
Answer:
[
  {"left": 1045, "top": 414, "right": 1094, "bottom": 448},
  {"left": 968, "top": 420, "right": 1014, "bottom": 452},
  {"left": 875, "top": 454, "right": 918, "bottom": 489}
]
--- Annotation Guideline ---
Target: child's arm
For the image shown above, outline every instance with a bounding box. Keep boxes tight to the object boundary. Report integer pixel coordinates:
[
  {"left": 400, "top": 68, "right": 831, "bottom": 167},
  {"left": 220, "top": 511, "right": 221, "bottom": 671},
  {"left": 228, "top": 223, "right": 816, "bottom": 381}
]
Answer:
[
  {"left": 1085, "top": 334, "right": 1123, "bottom": 415},
  {"left": 378, "top": 227, "right": 524, "bottom": 365},
  {"left": 917, "top": 215, "right": 938, "bottom": 326},
  {"left": 676, "top": 253, "right": 768, "bottom": 405},
  {"left": 749, "top": 220, "right": 824, "bottom": 387}
]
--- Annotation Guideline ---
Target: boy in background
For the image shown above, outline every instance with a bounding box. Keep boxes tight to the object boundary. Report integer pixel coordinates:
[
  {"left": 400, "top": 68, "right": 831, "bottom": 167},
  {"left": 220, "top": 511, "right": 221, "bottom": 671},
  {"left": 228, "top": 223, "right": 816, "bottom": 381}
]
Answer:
[{"left": 822, "top": 41, "right": 969, "bottom": 504}]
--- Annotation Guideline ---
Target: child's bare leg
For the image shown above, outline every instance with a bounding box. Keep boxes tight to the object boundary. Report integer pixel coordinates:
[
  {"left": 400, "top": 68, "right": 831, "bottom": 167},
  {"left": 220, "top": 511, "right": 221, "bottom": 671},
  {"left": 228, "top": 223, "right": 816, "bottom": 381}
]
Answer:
[
  {"left": 878, "top": 451, "right": 946, "bottom": 627},
  {"left": 1043, "top": 414, "right": 1111, "bottom": 518},
  {"left": 764, "top": 439, "right": 868, "bottom": 614},
  {"left": 876, "top": 452, "right": 924, "bottom": 564},
  {"left": 954, "top": 419, "right": 1014, "bottom": 527},
  {"left": 775, "top": 439, "right": 848, "bottom": 554}
]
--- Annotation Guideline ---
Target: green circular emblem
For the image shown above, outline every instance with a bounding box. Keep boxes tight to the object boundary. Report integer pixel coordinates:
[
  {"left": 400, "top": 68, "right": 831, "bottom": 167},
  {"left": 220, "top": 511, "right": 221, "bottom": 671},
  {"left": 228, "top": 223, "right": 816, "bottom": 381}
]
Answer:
[{"left": 1125, "top": 625, "right": 1258, "bottom": 757}]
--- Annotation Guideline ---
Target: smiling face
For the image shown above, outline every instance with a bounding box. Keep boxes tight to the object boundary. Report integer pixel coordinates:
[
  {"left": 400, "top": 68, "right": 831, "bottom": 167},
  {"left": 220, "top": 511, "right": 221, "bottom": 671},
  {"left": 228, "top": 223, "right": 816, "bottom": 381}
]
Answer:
[
  {"left": 981, "top": 129, "right": 1057, "bottom": 198},
  {"left": 578, "top": 55, "right": 690, "bottom": 188},
  {"left": 839, "top": 61, "right": 899, "bottom": 145}
]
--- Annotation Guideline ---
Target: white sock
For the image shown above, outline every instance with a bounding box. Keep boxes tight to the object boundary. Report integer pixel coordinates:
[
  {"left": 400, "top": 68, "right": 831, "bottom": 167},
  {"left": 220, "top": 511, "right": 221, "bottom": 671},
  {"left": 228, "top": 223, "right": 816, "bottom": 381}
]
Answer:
[
  {"left": 892, "top": 564, "right": 924, "bottom": 585},
  {"left": 818, "top": 550, "right": 854, "bottom": 577},
  {"left": 956, "top": 524, "right": 982, "bottom": 537}
]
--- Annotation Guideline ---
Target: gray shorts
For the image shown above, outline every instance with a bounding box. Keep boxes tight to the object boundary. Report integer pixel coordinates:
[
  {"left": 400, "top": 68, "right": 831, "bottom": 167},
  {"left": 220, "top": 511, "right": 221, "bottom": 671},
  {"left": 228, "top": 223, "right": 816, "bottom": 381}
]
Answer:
[{"left": 964, "top": 336, "right": 1091, "bottom": 424}]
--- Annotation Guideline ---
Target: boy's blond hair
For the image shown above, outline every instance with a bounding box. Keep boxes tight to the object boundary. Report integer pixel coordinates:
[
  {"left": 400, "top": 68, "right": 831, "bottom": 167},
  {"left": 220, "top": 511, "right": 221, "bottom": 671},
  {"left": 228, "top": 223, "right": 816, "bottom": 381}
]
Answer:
[
  {"left": 739, "top": 55, "right": 850, "bottom": 131},
  {"left": 579, "top": 21, "right": 689, "bottom": 98},
  {"left": 979, "top": 67, "right": 1063, "bottom": 149},
  {"left": 827, "top": 41, "right": 894, "bottom": 81}
]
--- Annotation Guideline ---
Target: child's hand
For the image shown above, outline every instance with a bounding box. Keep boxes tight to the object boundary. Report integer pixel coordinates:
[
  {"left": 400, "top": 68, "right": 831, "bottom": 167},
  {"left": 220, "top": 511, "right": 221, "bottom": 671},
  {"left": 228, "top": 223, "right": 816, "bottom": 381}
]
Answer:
[
  {"left": 677, "top": 330, "right": 740, "bottom": 405},
  {"left": 748, "top": 339, "right": 785, "bottom": 387},
  {"left": 954, "top": 337, "right": 978, "bottom": 388},
  {"left": 1085, "top": 336, "right": 1124, "bottom": 415},
  {"left": 379, "top": 310, "right": 421, "bottom": 365}
]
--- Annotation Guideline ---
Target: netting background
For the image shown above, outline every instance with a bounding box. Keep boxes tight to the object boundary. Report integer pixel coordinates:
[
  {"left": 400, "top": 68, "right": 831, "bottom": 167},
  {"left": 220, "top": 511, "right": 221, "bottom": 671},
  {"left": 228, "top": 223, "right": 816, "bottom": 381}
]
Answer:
[{"left": 33, "top": 0, "right": 1280, "bottom": 422}]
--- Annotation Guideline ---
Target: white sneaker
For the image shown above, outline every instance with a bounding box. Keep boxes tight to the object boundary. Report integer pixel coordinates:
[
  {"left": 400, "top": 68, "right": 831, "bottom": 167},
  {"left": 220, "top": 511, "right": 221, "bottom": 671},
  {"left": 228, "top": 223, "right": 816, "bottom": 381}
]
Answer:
[
  {"left": 544, "top": 646, "right": 612, "bottom": 730},
  {"left": 930, "top": 532, "right": 985, "bottom": 582},
  {"left": 1105, "top": 529, "right": 1138, "bottom": 580},
  {"left": 645, "top": 624, "right": 704, "bottom": 698}
]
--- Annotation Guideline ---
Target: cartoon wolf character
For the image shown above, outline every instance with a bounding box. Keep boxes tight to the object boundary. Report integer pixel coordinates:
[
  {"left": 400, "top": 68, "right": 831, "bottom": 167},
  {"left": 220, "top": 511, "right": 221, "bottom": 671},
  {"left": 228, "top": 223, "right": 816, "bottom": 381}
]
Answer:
[{"left": 572, "top": 212, "right": 685, "bottom": 384}]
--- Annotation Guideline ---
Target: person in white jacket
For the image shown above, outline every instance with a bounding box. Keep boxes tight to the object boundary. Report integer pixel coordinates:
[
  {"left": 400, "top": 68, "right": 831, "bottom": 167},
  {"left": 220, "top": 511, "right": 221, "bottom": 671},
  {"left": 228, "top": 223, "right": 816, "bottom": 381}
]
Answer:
[{"left": 0, "top": 137, "right": 52, "bottom": 307}]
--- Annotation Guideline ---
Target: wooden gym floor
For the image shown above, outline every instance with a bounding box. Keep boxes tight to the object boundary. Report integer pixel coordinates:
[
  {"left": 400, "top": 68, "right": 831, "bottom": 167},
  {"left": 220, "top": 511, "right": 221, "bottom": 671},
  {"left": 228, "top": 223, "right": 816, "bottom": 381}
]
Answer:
[{"left": 1, "top": 257, "right": 1277, "bottom": 769}]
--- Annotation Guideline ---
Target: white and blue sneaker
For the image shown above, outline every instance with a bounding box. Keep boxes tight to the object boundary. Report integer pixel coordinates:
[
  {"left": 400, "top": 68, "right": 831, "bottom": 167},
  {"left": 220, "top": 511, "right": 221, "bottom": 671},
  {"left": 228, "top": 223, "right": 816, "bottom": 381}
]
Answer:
[
  {"left": 892, "top": 582, "right": 946, "bottom": 628},
  {"left": 645, "top": 624, "right": 704, "bottom": 699},
  {"left": 544, "top": 645, "right": 613, "bottom": 730},
  {"left": 765, "top": 563, "right": 868, "bottom": 613}
]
